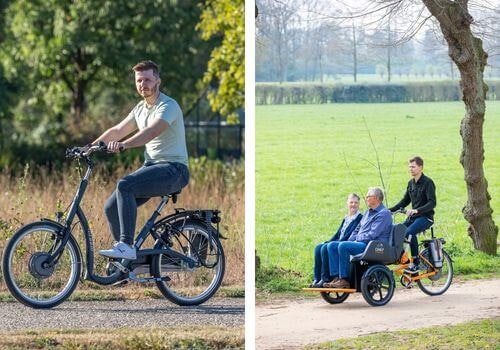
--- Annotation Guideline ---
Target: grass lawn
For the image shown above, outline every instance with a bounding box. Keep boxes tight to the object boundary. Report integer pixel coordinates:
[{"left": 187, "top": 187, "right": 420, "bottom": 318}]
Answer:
[
  {"left": 256, "top": 101, "right": 500, "bottom": 292},
  {"left": 306, "top": 318, "right": 499, "bottom": 350},
  {"left": 0, "top": 326, "right": 244, "bottom": 349}
]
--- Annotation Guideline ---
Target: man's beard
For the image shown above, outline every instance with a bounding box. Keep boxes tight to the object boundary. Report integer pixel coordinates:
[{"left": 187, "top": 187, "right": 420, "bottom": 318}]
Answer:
[{"left": 139, "top": 83, "right": 159, "bottom": 98}]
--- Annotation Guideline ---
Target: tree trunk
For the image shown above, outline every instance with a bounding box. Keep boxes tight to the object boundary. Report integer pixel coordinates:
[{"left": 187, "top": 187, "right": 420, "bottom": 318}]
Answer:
[
  {"left": 422, "top": 0, "right": 498, "bottom": 255},
  {"left": 387, "top": 19, "right": 391, "bottom": 82},
  {"left": 71, "top": 79, "right": 86, "bottom": 124},
  {"left": 352, "top": 22, "right": 357, "bottom": 83}
]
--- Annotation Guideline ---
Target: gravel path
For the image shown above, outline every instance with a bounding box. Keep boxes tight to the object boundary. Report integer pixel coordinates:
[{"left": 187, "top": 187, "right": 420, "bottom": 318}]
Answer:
[
  {"left": 0, "top": 297, "right": 244, "bottom": 331},
  {"left": 256, "top": 278, "right": 500, "bottom": 349}
]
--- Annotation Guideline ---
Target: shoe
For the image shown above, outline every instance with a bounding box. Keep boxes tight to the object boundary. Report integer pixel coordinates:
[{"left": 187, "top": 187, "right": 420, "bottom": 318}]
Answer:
[
  {"left": 323, "top": 277, "right": 343, "bottom": 288},
  {"left": 312, "top": 280, "right": 326, "bottom": 288},
  {"left": 309, "top": 279, "right": 319, "bottom": 288},
  {"left": 329, "top": 278, "right": 351, "bottom": 289},
  {"left": 404, "top": 264, "right": 419, "bottom": 275},
  {"left": 321, "top": 277, "right": 339, "bottom": 288},
  {"left": 99, "top": 242, "right": 137, "bottom": 260}
]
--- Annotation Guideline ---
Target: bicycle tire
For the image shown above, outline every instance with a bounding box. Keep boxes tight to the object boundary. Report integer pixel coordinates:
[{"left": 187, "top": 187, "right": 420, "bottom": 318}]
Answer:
[
  {"left": 416, "top": 249, "right": 453, "bottom": 296},
  {"left": 2, "top": 222, "right": 82, "bottom": 309},
  {"left": 151, "top": 219, "right": 225, "bottom": 306},
  {"left": 360, "top": 264, "right": 395, "bottom": 306}
]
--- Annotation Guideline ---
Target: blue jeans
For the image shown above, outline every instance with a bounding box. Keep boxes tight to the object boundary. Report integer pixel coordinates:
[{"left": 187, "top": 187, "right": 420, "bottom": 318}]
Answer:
[
  {"left": 314, "top": 241, "right": 339, "bottom": 281},
  {"left": 326, "top": 241, "right": 341, "bottom": 278},
  {"left": 104, "top": 162, "right": 189, "bottom": 245},
  {"left": 403, "top": 216, "right": 433, "bottom": 260},
  {"left": 337, "top": 241, "right": 367, "bottom": 279}
]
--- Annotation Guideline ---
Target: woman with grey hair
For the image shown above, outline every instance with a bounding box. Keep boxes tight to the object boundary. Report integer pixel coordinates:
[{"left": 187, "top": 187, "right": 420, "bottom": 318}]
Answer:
[{"left": 310, "top": 193, "right": 363, "bottom": 288}]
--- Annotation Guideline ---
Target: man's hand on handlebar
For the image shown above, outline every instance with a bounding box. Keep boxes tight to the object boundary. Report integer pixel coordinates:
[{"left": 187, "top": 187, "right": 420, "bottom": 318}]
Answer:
[
  {"left": 107, "top": 141, "right": 125, "bottom": 153},
  {"left": 392, "top": 207, "right": 418, "bottom": 217},
  {"left": 406, "top": 209, "right": 418, "bottom": 217}
]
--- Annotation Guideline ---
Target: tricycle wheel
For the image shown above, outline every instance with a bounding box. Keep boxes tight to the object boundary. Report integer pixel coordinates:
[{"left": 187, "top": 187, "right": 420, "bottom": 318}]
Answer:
[
  {"left": 360, "top": 264, "right": 394, "bottom": 306},
  {"left": 320, "top": 291, "right": 349, "bottom": 304}
]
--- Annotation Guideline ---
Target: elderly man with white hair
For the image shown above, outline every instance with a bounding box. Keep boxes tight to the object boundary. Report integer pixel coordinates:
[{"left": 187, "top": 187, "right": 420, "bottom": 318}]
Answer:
[{"left": 324, "top": 187, "right": 392, "bottom": 289}]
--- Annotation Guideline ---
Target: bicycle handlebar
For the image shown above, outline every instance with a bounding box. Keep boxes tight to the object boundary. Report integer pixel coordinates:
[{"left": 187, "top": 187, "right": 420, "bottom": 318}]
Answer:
[{"left": 66, "top": 141, "right": 108, "bottom": 159}]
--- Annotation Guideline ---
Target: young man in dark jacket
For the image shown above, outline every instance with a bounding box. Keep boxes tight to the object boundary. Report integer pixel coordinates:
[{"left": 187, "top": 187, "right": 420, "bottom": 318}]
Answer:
[{"left": 389, "top": 156, "right": 436, "bottom": 273}]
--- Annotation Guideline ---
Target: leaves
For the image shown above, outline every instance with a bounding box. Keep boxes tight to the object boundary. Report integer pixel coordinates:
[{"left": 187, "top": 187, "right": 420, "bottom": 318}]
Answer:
[{"left": 198, "top": 0, "right": 244, "bottom": 123}]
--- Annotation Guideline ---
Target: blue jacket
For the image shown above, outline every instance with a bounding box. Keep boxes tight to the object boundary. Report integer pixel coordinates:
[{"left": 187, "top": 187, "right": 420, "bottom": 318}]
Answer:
[
  {"left": 349, "top": 204, "right": 392, "bottom": 244},
  {"left": 328, "top": 213, "right": 363, "bottom": 242}
]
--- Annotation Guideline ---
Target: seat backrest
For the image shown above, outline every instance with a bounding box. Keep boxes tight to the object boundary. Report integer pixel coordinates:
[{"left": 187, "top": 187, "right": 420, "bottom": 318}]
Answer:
[{"left": 391, "top": 224, "right": 406, "bottom": 256}]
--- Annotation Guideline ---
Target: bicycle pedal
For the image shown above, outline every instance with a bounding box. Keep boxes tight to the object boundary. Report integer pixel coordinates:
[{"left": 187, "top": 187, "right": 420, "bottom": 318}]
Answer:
[{"left": 400, "top": 275, "right": 413, "bottom": 289}]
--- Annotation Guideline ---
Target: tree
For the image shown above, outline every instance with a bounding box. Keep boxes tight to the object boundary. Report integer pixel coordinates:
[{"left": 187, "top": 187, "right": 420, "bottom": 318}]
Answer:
[
  {"left": 198, "top": 0, "right": 244, "bottom": 123},
  {"left": 421, "top": 0, "right": 498, "bottom": 255},
  {"left": 256, "top": 0, "right": 300, "bottom": 83},
  {"left": 1, "top": 0, "right": 214, "bottom": 144},
  {"left": 354, "top": 0, "right": 498, "bottom": 254},
  {"left": 278, "top": 0, "right": 499, "bottom": 254}
]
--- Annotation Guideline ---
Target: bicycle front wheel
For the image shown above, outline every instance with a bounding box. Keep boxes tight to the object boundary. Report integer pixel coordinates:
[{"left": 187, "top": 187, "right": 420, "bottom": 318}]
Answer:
[
  {"left": 2, "top": 222, "right": 81, "bottom": 308},
  {"left": 151, "top": 220, "right": 225, "bottom": 306},
  {"left": 416, "top": 248, "right": 453, "bottom": 296}
]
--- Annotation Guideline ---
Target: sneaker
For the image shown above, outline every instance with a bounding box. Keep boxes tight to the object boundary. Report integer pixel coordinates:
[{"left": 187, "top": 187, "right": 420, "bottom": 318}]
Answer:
[
  {"left": 404, "top": 264, "right": 419, "bottom": 275},
  {"left": 99, "top": 242, "right": 137, "bottom": 260},
  {"left": 312, "top": 280, "right": 326, "bottom": 288},
  {"left": 309, "top": 279, "right": 319, "bottom": 288}
]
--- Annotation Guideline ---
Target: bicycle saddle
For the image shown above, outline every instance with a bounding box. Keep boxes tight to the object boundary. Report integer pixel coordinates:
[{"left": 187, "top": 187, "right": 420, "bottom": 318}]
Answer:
[{"left": 166, "top": 190, "right": 182, "bottom": 204}]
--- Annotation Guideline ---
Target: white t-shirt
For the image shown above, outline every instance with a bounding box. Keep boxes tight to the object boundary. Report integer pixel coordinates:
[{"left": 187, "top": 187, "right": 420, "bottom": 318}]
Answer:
[{"left": 126, "top": 92, "right": 188, "bottom": 166}]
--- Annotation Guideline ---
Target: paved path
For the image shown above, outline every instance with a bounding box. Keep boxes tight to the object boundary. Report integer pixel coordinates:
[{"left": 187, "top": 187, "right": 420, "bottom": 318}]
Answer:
[
  {"left": 256, "top": 279, "right": 500, "bottom": 349},
  {"left": 0, "top": 297, "right": 244, "bottom": 331}
]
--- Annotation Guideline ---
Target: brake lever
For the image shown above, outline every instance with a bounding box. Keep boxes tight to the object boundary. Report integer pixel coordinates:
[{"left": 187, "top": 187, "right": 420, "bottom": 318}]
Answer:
[{"left": 66, "top": 147, "right": 83, "bottom": 159}]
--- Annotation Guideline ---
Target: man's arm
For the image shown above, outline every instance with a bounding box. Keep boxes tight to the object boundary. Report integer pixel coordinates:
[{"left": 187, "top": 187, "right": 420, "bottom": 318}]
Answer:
[
  {"left": 109, "top": 118, "right": 168, "bottom": 152},
  {"left": 92, "top": 115, "right": 137, "bottom": 146},
  {"left": 388, "top": 186, "right": 411, "bottom": 212}
]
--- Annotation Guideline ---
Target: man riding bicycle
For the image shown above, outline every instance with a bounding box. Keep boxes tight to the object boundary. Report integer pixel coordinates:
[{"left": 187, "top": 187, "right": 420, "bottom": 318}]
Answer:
[
  {"left": 85, "top": 60, "right": 189, "bottom": 260},
  {"left": 389, "top": 156, "right": 436, "bottom": 274}
]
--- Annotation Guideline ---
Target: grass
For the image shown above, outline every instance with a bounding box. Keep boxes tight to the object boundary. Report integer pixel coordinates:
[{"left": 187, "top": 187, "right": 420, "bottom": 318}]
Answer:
[
  {"left": 0, "top": 157, "right": 244, "bottom": 293},
  {"left": 0, "top": 285, "right": 245, "bottom": 302},
  {"left": 0, "top": 326, "right": 244, "bottom": 349},
  {"left": 306, "top": 318, "right": 500, "bottom": 350},
  {"left": 256, "top": 101, "right": 500, "bottom": 292}
]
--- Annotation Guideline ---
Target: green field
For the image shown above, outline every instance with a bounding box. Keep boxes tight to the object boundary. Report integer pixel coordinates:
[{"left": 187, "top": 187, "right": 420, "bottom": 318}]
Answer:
[{"left": 256, "top": 101, "right": 500, "bottom": 291}]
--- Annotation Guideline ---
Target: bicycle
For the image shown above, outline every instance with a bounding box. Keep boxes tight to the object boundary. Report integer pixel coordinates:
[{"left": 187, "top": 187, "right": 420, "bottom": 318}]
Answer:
[
  {"left": 2, "top": 142, "right": 225, "bottom": 309},
  {"left": 304, "top": 210, "right": 453, "bottom": 306}
]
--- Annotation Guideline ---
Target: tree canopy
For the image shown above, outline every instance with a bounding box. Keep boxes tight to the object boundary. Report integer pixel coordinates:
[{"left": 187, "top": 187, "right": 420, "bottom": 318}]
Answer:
[
  {"left": 0, "top": 0, "right": 243, "bottom": 157},
  {"left": 198, "top": 0, "right": 245, "bottom": 123}
]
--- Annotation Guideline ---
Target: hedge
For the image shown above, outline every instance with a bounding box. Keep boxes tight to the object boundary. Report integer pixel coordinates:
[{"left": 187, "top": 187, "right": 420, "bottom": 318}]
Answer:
[{"left": 255, "top": 81, "right": 500, "bottom": 104}]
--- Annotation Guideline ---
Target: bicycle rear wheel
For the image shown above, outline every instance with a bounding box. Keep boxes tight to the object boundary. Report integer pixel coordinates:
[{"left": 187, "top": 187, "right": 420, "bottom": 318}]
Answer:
[
  {"left": 2, "top": 222, "right": 81, "bottom": 308},
  {"left": 416, "top": 249, "right": 453, "bottom": 296},
  {"left": 151, "top": 220, "right": 225, "bottom": 306}
]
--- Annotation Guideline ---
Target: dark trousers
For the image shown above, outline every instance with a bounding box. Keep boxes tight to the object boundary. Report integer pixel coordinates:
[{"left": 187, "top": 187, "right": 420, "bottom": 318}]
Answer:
[
  {"left": 403, "top": 216, "right": 433, "bottom": 262},
  {"left": 104, "top": 162, "right": 189, "bottom": 245}
]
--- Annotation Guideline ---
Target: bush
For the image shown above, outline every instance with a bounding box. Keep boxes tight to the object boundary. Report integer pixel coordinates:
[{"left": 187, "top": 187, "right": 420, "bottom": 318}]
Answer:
[{"left": 256, "top": 80, "right": 500, "bottom": 104}]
